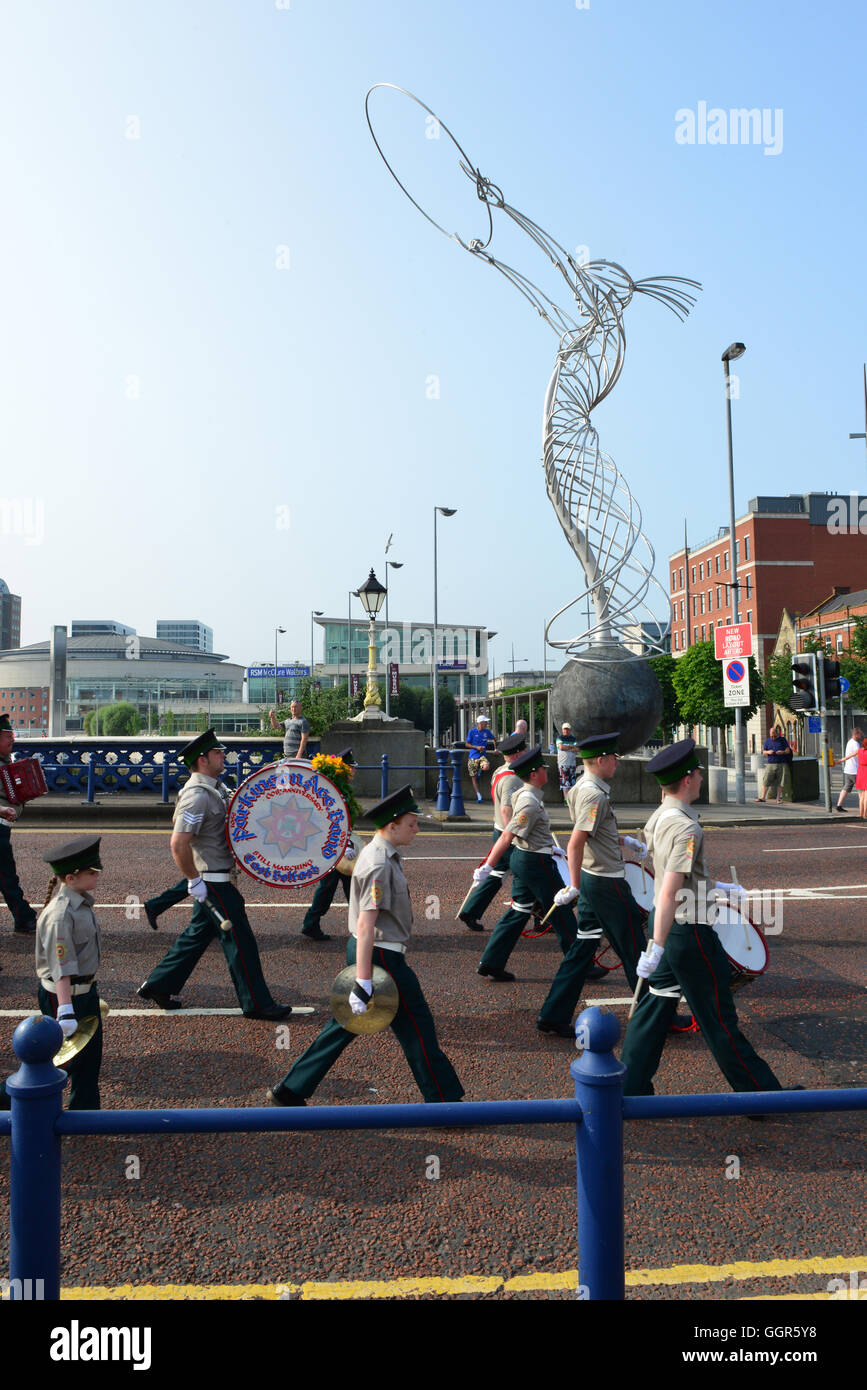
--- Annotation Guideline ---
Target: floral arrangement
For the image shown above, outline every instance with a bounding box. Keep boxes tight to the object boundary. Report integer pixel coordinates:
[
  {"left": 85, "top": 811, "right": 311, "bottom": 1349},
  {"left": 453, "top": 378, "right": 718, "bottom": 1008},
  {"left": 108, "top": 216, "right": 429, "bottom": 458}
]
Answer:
[{"left": 311, "top": 754, "right": 362, "bottom": 827}]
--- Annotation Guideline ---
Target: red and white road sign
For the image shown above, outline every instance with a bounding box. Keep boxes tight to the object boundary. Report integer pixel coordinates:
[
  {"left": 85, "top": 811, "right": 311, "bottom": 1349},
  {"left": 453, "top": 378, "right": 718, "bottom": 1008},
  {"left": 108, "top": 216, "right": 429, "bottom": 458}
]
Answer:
[
  {"left": 723, "top": 657, "right": 750, "bottom": 708},
  {"left": 714, "top": 623, "right": 753, "bottom": 661}
]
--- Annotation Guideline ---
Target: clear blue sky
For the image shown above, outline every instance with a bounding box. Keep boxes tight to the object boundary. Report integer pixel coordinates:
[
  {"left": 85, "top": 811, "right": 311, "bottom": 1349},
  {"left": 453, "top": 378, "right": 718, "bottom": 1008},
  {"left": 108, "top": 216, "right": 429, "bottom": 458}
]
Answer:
[{"left": 2, "top": 0, "right": 865, "bottom": 678}]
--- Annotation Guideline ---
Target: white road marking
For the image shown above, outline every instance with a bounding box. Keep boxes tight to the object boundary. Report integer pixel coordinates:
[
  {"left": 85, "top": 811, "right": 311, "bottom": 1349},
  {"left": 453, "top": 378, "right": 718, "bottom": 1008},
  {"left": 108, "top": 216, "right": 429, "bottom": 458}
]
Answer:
[
  {"left": 763, "top": 844, "right": 867, "bottom": 853},
  {"left": 0, "top": 1007, "right": 317, "bottom": 1018}
]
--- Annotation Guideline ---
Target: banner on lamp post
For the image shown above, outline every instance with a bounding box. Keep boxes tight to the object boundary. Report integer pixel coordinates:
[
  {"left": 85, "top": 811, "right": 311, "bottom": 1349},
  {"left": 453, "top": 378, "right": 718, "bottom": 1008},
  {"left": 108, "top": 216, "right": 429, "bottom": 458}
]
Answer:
[
  {"left": 389, "top": 663, "right": 400, "bottom": 698},
  {"left": 350, "top": 673, "right": 361, "bottom": 699}
]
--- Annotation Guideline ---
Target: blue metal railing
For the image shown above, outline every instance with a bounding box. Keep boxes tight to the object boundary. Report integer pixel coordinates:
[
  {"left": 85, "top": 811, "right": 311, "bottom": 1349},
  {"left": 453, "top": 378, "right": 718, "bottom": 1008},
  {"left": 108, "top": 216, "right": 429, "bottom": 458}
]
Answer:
[{"left": 4, "top": 1007, "right": 865, "bottom": 1300}]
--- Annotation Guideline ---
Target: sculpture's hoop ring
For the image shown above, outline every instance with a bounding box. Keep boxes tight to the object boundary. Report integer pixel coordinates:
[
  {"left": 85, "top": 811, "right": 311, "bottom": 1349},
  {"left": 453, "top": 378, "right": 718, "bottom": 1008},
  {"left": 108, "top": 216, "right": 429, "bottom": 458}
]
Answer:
[{"left": 364, "top": 83, "right": 493, "bottom": 252}]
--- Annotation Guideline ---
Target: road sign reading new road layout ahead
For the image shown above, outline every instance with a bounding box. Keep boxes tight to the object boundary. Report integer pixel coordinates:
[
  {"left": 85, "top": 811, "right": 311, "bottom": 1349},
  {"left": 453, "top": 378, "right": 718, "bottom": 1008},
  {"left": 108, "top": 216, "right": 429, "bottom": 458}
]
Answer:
[{"left": 714, "top": 623, "right": 753, "bottom": 661}]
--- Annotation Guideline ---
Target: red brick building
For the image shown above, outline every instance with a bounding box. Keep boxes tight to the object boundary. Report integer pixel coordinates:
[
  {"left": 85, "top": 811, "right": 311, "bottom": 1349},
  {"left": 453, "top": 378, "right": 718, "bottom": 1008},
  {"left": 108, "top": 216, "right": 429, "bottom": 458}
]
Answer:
[
  {"left": 669, "top": 493, "right": 867, "bottom": 674},
  {"left": 0, "top": 685, "right": 48, "bottom": 731},
  {"left": 795, "top": 586, "right": 867, "bottom": 657}
]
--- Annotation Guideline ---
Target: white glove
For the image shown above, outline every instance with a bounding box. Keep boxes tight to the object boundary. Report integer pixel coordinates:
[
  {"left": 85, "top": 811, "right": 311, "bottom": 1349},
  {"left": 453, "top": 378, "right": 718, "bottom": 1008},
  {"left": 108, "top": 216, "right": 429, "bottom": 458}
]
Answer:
[
  {"left": 636, "top": 942, "right": 664, "bottom": 979},
  {"left": 187, "top": 877, "right": 209, "bottom": 902},
  {"left": 554, "top": 885, "right": 579, "bottom": 907},
  {"left": 56, "top": 1006, "right": 78, "bottom": 1039},
  {"left": 622, "top": 836, "right": 648, "bottom": 860},
  {"left": 714, "top": 880, "right": 748, "bottom": 900},
  {"left": 349, "top": 979, "right": 373, "bottom": 1015},
  {"left": 472, "top": 863, "right": 492, "bottom": 884},
  {"left": 0, "top": 806, "right": 16, "bottom": 822},
  {"left": 343, "top": 845, "right": 357, "bottom": 862}
]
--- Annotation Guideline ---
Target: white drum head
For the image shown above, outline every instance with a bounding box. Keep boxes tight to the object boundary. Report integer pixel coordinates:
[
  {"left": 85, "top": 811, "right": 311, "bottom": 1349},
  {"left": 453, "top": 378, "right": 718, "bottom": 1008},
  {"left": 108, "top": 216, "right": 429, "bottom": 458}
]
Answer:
[
  {"left": 623, "top": 859, "right": 654, "bottom": 914},
  {"left": 712, "top": 900, "right": 768, "bottom": 976}
]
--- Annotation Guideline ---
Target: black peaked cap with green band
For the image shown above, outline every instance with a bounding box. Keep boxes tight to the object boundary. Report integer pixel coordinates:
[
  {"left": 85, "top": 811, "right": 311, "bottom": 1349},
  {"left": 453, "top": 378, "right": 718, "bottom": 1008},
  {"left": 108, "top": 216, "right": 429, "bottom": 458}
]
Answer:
[
  {"left": 338, "top": 747, "right": 356, "bottom": 766},
  {"left": 370, "top": 784, "right": 419, "bottom": 828},
  {"left": 499, "top": 732, "right": 526, "bottom": 755},
  {"left": 647, "top": 737, "right": 701, "bottom": 786},
  {"left": 576, "top": 731, "right": 621, "bottom": 760},
  {"left": 181, "top": 728, "right": 226, "bottom": 769},
  {"left": 44, "top": 834, "right": 103, "bottom": 875},
  {"left": 511, "top": 745, "right": 545, "bottom": 779}
]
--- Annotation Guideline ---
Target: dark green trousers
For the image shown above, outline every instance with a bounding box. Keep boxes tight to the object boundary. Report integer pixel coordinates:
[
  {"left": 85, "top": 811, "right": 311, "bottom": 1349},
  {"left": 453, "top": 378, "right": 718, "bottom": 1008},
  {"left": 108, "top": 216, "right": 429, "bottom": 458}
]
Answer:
[
  {"left": 143, "top": 881, "right": 278, "bottom": 1015},
  {"left": 621, "top": 912, "right": 782, "bottom": 1096},
  {"left": 0, "top": 983, "right": 103, "bottom": 1111},
  {"left": 303, "top": 868, "right": 350, "bottom": 931},
  {"left": 539, "top": 871, "right": 647, "bottom": 1026},
  {"left": 144, "top": 878, "right": 188, "bottom": 921},
  {"left": 460, "top": 833, "right": 513, "bottom": 922},
  {"left": 0, "top": 826, "right": 36, "bottom": 931},
  {"left": 281, "top": 938, "right": 464, "bottom": 1103},
  {"left": 479, "top": 848, "right": 577, "bottom": 972}
]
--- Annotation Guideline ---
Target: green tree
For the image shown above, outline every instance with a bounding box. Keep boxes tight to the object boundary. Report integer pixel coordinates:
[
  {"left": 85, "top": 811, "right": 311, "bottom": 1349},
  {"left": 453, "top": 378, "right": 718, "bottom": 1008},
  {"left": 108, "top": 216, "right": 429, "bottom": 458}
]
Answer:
[
  {"left": 648, "top": 654, "right": 681, "bottom": 741},
  {"left": 100, "top": 701, "right": 143, "bottom": 736},
  {"left": 160, "top": 709, "right": 176, "bottom": 736},
  {"left": 193, "top": 709, "right": 208, "bottom": 733},
  {"left": 672, "top": 642, "right": 765, "bottom": 755},
  {"left": 764, "top": 651, "right": 797, "bottom": 711},
  {"left": 416, "top": 685, "right": 456, "bottom": 739}
]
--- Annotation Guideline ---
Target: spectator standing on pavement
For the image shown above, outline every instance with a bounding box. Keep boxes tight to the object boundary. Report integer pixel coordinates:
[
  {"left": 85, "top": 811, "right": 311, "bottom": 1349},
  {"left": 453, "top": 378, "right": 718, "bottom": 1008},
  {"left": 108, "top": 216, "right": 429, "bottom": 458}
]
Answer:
[
  {"left": 756, "top": 725, "right": 791, "bottom": 804},
  {"left": 836, "top": 726, "right": 864, "bottom": 812},
  {"left": 465, "top": 715, "right": 495, "bottom": 803},
  {"left": 269, "top": 699, "right": 310, "bottom": 759},
  {"left": 857, "top": 739, "right": 867, "bottom": 819},
  {"left": 555, "top": 722, "right": 579, "bottom": 798}
]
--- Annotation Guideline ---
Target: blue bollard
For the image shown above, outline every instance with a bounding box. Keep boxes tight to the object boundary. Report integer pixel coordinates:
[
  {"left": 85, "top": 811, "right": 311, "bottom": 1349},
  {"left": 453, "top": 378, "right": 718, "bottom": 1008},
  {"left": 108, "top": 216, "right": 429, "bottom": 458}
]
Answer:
[
  {"left": 7, "top": 1016, "right": 67, "bottom": 1301},
  {"left": 571, "top": 1006, "right": 626, "bottom": 1300},
  {"left": 161, "top": 753, "right": 170, "bottom": 803},
  {"left": 448, "top": 748, "right": 468, "bottom": 818},
  {"left": 435, "top": 749, "right": 451, "bottom": 813},
  {"left": 381, "top": 754, "right": 389, "bottom": 800},
  {"left": 86, "top": 757, "right": 96, "bottom": 804}
]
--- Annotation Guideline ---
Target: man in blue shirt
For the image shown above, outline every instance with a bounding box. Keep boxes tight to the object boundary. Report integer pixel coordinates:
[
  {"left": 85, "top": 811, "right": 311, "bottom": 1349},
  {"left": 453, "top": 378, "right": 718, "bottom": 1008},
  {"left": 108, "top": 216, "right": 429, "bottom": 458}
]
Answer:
[
  {"left": 756, "top": 725, "right": 792, "bottom": 804},
  {"left": 465, "top": 715, "right": 495, "bottom": 803}
]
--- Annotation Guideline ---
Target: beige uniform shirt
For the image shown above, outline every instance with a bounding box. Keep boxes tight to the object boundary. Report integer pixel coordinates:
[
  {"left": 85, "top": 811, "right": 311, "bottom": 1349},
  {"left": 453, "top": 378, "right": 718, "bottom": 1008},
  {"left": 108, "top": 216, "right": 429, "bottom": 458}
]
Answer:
[
  {"left": 173, "top": 772, "right": 233, "bottom": 875},
  {"left": 507, "top": 785, "right": 555, "bottom": 853},
  {"left": 492, "top": 765, "right": 522, "bottom": 832},
  {"left": 0, "top": 753, "right": 23, "bottom": 824},
  {"left": 569, "top": 770, "right": 624, "bottom": 878},
  {"left": 644, "top": 798, "right": 712, "bottom": 924},
  {"left": 36, "top": 885, "right": 101, "bottom": 986},
  {"left": 349, "top": 835, "right": 413, "bottom": 948}
]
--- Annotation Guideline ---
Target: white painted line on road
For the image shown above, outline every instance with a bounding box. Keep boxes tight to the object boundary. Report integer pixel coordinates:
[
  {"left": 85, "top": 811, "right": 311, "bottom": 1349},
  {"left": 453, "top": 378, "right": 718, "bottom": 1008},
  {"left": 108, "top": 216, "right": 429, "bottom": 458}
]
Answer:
[
  {"left": 0, "top": 1007, "right": 317, "bottom": 1018},
  {"left": 763, "top": 844, "right": 867, "bottom": 853},
  {"left": 585, "top": 997, "right": 634, "bottom": 1006}
]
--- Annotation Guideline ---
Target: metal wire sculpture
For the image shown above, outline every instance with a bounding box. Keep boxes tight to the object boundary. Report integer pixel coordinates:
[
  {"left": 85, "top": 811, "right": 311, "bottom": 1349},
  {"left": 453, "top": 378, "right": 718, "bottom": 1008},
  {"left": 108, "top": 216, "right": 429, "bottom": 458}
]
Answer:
[{"left": 366, "top": 85, "right": 700, "bottom": 661}]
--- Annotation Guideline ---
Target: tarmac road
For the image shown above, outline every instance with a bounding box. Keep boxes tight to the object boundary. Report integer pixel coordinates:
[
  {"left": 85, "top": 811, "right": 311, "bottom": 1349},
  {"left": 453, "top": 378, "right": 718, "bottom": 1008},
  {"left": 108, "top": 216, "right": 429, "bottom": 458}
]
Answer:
[{"left": 0, "top": 822, "right": 864, "bottom": 1301}]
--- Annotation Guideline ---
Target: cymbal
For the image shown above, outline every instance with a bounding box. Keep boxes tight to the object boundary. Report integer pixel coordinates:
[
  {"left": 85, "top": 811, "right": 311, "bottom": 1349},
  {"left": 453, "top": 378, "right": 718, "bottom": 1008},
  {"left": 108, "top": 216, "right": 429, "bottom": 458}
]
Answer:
[
  {"left": 52, "top": 999, "right": 109, "bottom": 1067},
  {"left": 330, "top": 964, "right": 399, "bottom": 1035}
]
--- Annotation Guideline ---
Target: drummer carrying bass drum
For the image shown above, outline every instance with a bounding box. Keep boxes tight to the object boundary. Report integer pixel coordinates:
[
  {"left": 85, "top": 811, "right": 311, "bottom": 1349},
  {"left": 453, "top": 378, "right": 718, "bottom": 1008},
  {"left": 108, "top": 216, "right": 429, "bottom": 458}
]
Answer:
[
  {"left": 299, "top": 747, "right": 358, "bottom": 942},
  {"left": 621, "top": 738, "right": 795, "bottom": 1101}
]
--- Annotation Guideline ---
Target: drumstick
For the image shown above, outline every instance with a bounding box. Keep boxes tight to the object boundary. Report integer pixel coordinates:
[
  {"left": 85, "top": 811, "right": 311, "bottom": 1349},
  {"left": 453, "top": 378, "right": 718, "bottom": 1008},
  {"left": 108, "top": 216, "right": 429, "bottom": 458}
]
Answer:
[
  {"left": 202, "top": 898, "right": 233, "bottom": 933},
  {"left": 628, "top": 977, "right": 644, "bottom": 1019},
  {"left": 455, "top": 883, "right": 477, "bottom": 920},
  {"left": 731, "top": 863, "right": 751, "bottom": 953}
]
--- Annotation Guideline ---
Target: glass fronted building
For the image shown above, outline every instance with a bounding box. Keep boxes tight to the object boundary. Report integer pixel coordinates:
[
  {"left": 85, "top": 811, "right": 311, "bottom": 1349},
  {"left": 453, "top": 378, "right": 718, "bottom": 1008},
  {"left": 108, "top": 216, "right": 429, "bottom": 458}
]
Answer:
[
  {"left": 316, "top": 617, "right": 490, "bottom": 698},
  {"left": 156, "top": 620, "right": 214, "bottom": 653}
]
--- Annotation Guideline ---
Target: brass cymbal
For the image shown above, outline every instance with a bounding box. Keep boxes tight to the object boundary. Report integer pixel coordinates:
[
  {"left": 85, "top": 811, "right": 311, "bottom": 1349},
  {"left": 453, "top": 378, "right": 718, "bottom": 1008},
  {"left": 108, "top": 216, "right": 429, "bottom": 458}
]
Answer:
[
  {"left": 330, "top": 964, "right": 399, "bottom": 1035},
  {"left": 335, "top": 833, "right": 363, "bottom": 876},
  {"left": 52, "top": 999, "right": 109, "bottom": 1067}
]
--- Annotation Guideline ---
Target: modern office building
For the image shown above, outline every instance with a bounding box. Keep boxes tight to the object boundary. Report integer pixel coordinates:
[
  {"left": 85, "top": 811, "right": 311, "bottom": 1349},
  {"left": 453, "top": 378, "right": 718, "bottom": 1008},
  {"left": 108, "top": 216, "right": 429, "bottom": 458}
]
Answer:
[
  {"left": 156, "top": 620, "right": 214, "bottom": 653},
  {"left": 0, "top": 581, "right": 22, "bottom": 651},
  {"left": 314, "top": 616, "right": 491, "bottom": 700},
  {"left": 246, "top": 663, "right": 310, "bottom": 706},
  {"left": 70, "top": 620, "right": 136, "bottom": 637}
]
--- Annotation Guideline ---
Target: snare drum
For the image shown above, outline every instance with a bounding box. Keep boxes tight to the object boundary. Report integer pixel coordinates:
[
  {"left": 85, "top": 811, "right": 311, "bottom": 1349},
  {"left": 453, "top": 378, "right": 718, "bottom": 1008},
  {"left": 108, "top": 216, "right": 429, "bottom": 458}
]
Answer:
[{"left": 711, "top": 899, "right": 769, "bottom": 991}]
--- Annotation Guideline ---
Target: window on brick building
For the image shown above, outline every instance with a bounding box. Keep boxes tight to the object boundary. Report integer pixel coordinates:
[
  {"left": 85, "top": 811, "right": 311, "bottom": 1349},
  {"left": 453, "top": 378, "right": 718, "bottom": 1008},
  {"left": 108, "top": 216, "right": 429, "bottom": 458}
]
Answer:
[
  {"left": 716, "top": 586, "right": 722, "bottom": 608},
  {"left": 692, "top": 595, "right": 697, "bottom": 616},
  {"left": 837, "top": 634, "right": 843, "bottom": 653},
  {"left": 747, "top": 611, "right": 752, "bottom": 625},
  {"left": 701, "top": 625, "right": 706, "bottom": 640},
  {"left": 708, "top": 589, "right": 713, "bottom": 611},
  {"left": 691, "top": 566, "right": 696, "bottom": 584},
  {"left": 679, "top": 567, "right": 683, "bottom": 588},
  {"left": 745, "top": 573, "right": 752, "bottom": 598},
  {"left": 735, "top": 540, "right": 740, "bottom": 564},
  {"left": 674, "top": 631, "right": 679, "bottom": 651},
  {"left": 744, "top": 536, "right": 750, "bottom": 560},
  {"left": 672, "top": 572, "right": 676, "bottom": 591},
  {"left": 699, "top": 562, "right": 704, "bottom": 580},
  {"left": 700, "top": 593, "right": 705, "bottom": 613},
  {"left": 715, "top": 554, "right": 720, "bottom": 574},
  {"left": 724, "top": 553, "right": 729, "bottom": 569},
  {"left": 693, "top": 627, "right": 698, "bottom": 643}
]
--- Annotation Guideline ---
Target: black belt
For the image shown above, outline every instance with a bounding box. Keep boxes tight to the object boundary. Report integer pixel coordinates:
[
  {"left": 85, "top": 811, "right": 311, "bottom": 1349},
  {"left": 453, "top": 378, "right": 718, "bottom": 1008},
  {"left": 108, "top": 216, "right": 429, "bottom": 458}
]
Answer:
[{"left": 71, "top": 974, "right": 95, "bottom": 985}]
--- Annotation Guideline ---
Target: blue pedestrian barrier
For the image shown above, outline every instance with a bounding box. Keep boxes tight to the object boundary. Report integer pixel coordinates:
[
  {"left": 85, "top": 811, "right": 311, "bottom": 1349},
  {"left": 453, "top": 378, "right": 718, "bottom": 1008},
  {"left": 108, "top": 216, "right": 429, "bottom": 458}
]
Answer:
[{"left": 3, "top": 1007, "right": 865, "bottom": 1300}]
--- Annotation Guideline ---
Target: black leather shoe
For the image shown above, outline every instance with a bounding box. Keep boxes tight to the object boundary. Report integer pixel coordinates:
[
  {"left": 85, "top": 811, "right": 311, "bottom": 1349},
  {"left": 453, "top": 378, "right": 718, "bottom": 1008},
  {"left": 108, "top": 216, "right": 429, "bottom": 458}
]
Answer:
[
  {"left": 477, "top": 964, "right": 515, "bottom": 982},
  {"left": 536, "top": 1019, "right": 574, "bottom": 1038},
  {"left": 13, "top": 919, "right": 36, "bottom": 935},
  {"left": 144, "top": 904, "right": 160, "bottom": 930},
  {"left": 669, "top": 1013, "right": 696, "bottom": 1033},
  {"left": 459, "top": 913, "right": 485, "bottom": 932},
  {"left": 137, "top": 982, "right": 182, "bottom": 1010},
  {"left": 244, "top": 1004, "right": 293, "bottom": 1020},
  {"left": 267, "top": 1084, "right": 306, "bottom": 1107},
  {"left": 585, "top": 964, "right": 608, "bottom": 982},
  {"left": 301, "top": 926, "right": 331, "bottom": 942}
]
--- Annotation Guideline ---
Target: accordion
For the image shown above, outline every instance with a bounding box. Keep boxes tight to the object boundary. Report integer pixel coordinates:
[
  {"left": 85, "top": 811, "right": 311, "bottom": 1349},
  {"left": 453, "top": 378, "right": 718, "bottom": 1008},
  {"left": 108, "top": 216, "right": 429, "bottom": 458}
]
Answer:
[{"left": 0, "top": 757, "right": 49, "bottom": 805}]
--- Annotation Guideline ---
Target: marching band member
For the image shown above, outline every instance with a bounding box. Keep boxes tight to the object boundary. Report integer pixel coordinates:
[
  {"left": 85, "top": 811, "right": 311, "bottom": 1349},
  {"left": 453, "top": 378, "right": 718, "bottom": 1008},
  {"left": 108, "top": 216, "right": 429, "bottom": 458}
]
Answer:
[
  {"left": 0, "top": 713, "right": 37, "bottom": 936},
  {"left": 620, "top": 738, "right": 785, "bottom": 1098},
  {"left": 535, "top": 732, "right": 648, "bottom": 1036},
  {"left": 0, "top": 835, "right": 105, "bottom": 1110},
  {"left": 137, "top": 729, "right": 291, "bottom": 1019},
  {"left": 299, "top": 748, "right": 359, "bottom": 942},
  {"left": 457, "top": 731, "right": 525, "bottom": 931},
  {"left": 267, "top": 786, "right": 463, "bottom": 1106},
  {"left": 474, "top": 745, "right": 577, "bottom": 982}
]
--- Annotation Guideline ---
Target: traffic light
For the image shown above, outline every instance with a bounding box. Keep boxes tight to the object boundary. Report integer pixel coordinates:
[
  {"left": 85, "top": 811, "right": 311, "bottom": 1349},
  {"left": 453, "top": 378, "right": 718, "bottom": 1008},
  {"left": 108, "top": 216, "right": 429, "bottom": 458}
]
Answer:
[
  {"left": 791, "top": 654, "right": 817, "bottom": 711},
  {"left": 821, "top": 658, "right": 842, "bottom": 700}
]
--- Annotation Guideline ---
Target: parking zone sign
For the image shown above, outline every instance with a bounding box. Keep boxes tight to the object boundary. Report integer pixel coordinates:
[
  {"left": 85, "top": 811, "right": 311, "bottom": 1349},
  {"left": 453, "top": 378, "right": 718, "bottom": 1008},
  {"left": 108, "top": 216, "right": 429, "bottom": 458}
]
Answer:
[{"left": 723, "top": 657, "right": 750, "bottom": 708}]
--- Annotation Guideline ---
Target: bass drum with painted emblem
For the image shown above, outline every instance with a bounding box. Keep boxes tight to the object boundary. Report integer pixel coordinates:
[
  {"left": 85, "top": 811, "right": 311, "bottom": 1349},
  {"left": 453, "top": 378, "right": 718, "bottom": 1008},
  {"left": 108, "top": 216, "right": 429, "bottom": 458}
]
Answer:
[{"left": 225, "top": 760, "right": 351, "bottom": 889}]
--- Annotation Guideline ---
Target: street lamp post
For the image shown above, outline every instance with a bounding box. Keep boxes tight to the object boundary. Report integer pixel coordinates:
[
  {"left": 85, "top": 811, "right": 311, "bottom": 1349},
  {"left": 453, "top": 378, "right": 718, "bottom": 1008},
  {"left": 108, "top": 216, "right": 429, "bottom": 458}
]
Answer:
[
  {"left": 723, "top": 342, "right": 746, "bottom": 804},
  {"left": 433, "top": 506, "right": 457, "bottom": 750},
  {"left": 274, "top": 626, "right": 286, "bottom": 709},
  {"left": 357, "top": 569, "right": 387, "bottom": 713},
  {"left": 384, "top": 559, "right": 403, "bottom": 717}
]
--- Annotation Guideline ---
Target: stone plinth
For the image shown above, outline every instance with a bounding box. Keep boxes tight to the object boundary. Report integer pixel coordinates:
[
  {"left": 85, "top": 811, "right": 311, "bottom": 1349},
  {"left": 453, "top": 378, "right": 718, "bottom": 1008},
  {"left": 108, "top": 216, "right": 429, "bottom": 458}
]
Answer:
[{"left": 323, "top": 718, "right": 425, "bottom": 799}]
